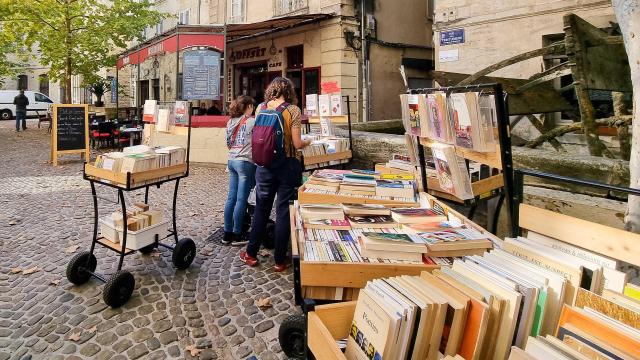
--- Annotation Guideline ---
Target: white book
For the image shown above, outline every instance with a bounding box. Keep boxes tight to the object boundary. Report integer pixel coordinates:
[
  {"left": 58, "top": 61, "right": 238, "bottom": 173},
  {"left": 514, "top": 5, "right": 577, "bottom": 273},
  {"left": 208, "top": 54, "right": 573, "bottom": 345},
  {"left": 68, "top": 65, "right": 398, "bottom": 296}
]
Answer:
[
  {"left": 305, "top": 94, "right": 318, "bottom": 116},
  {"left": 318, "top": 94, "right": 331, "bottom": 116},
  {"left": 330, "top": 94, "right": 342, "bottom": 116}
]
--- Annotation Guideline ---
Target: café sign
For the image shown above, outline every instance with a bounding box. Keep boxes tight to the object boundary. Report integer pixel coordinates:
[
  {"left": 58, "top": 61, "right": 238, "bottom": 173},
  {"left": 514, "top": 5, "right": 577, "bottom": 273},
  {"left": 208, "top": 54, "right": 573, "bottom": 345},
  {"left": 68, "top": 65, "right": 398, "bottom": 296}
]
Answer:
[{"left": 229, "top": 46, "right": 267, "bottom": 63}]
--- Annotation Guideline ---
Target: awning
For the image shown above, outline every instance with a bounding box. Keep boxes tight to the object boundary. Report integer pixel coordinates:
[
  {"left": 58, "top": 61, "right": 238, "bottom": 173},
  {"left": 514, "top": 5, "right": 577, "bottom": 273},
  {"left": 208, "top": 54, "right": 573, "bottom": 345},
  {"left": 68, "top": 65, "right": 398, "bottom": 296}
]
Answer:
[{"left": 117, "top": 14, "right": 332, "bottom": 69}]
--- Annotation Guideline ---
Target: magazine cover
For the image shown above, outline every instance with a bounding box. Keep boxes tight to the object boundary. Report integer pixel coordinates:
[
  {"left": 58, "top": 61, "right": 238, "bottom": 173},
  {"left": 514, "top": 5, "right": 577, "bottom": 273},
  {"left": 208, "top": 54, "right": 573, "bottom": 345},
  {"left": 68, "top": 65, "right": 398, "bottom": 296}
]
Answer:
[
  {"left": 318, "top": 94, "right": 331, "bottom": 116},
  {"left": 408, "top": 94, "right": 421, "bottom": 136},
  {"left": 306, "top": 94, "right": 318, "bottom": 116},
  {"left": 450, "top": 93, "right": 474, "bottom": 149},
  {"left": 431, "top": 147, "right": 456, "bottom": 195},
  {"left": 330, "top": 94, "right": 343, "bottom": 116}
]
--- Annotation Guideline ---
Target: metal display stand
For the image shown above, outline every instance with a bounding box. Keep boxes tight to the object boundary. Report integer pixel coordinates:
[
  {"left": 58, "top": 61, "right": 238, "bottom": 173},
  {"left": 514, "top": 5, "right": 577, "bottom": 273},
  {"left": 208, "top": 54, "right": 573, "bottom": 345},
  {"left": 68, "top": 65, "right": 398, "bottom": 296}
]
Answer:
[
  {"left": 412, "top": 83, "right": 515, "bottom": 234},
  {"left": 65, "top": 118, "right": 196, "bottom": 308}
]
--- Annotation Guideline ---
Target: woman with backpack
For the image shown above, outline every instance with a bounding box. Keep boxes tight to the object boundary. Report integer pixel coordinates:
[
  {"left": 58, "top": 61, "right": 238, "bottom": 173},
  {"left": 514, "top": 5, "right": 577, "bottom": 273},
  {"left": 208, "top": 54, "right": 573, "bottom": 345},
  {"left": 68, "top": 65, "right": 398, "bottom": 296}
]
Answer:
[
  {"left": 240, "top": 77, "right": 311, "bottom": 272},
  {"left": 222, "top": 95, "right": 256, "bottom": 246}
]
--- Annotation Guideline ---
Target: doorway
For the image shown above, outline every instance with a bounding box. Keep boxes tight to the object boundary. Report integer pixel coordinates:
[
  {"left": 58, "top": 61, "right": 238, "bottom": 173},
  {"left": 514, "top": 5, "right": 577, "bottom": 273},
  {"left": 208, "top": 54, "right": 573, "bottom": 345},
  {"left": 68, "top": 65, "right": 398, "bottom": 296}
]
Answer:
[
  {"left": 139, "top": 80, "right": 150, "bottom": 105},
  {"left": 152, "top": 79, "right": 160, "bottom": 101},
  {"left": 238, "top": 63, "right": 268, "bottom": 104}
]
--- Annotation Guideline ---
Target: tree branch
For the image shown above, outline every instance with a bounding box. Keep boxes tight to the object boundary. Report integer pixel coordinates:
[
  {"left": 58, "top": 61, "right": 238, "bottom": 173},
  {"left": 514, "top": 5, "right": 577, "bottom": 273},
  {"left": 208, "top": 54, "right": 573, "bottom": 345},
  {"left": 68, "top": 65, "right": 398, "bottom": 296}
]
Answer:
[{"left": 525, "top": 115, "right": 633, "bottom": 149}]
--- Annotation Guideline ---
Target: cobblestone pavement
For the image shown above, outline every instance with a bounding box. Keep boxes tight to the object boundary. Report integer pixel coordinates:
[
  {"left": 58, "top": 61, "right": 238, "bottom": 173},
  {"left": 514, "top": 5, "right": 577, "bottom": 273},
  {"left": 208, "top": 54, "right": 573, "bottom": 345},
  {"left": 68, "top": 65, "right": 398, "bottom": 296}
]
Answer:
[{"left": 0, "top": 119, "right": 300, "bottom": 359}]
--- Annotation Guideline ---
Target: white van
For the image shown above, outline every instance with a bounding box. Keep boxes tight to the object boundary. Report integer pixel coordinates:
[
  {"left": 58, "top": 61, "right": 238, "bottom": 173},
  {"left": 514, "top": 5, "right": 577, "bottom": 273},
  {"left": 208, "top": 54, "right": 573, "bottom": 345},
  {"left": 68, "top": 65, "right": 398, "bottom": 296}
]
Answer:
[{"left": 0, "top": 90, "right": 55, "bottom": 120}]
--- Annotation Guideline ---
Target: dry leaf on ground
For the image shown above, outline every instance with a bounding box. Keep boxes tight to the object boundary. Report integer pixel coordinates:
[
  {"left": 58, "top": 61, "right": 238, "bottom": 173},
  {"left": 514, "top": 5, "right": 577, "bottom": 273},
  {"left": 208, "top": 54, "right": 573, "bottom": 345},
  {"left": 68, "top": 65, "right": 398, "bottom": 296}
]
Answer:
[
  {"left": 8, "top": 220, "right": 17, "bottom": 226},
  {"left": 10, "top": 268, "right": 22, "bottom": 274},
  {"left": 256, "top": 297, "right": 271, "bottom": 308},
  {"left": 49, "top": 278, "right": 61, "bottom": 286},
  {"left": 185, "top": 344, "right": 201, "bottom": 356},
  {"left": 68, "top": 331, "right": 82, "bottom": 341},
  {"left": 151, "top": 251, "right": 162, "bottom": 258},
  {"left": 87, "top": 325, "right": 97, "bottom": 334},
  {"left": 23, "top": 267, "right": 40, "bottom": 275},
  {"left": 65, "top": 245, "right": 79, "bottom": 254},
  {"left": 258, "top": 249, "right": 271, "bottom": 257}
]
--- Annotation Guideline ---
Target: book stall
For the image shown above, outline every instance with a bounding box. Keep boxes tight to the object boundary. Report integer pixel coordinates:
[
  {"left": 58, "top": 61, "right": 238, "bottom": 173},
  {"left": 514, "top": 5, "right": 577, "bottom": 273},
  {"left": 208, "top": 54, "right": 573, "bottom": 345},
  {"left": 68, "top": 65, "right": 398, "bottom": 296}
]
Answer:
[
  {"left": 401, "top": 83, "right": 514, "bottom": 234},
  {"left": 304, "top": 170, "right": 640, "bottom": 360},
  {"left": 65, "top": 105, "right": 196, "bottom": 308},
  {"left": 301, "top": 94, "right": 354, "bottom": 170}
]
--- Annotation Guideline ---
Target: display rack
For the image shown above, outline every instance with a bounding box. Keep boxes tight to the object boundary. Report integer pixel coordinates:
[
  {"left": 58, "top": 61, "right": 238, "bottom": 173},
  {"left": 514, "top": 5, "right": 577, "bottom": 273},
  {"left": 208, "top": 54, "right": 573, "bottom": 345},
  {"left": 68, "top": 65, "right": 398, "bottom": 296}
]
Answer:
[
  {"left": 65, "top": 115, "right": 196, "bottom": 308},
  {"left": 412, "top": 83, "right": 514, "bottom": 234},
  {"left": 302, "top": 95, "right": 354, "bottom": 170}
]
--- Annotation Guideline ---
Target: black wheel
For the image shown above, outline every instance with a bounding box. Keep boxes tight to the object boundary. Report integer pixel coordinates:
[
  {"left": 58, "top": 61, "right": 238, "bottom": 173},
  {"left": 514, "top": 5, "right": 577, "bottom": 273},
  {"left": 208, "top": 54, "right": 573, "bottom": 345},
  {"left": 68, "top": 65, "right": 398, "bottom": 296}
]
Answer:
[
  {"left": 279, "top": 314, "right": 306, "bottom": 359},
  {"left": 263, "top": 221, "right": 276, "bottom": 250},
  {"left": 172, "top": 238, "right": 196, "bottom": 270},
  {"left": 138, "top": 244, "right": 155, "bottom": 254},
  {"left": 103, "top": 271, "right": 135, "bottom": 308},
  {"left": 66, "top": 251, "right": 97, "bottom": 285},
  {"left": 0, "top": 109, "right": 12, "bottom": 121}
]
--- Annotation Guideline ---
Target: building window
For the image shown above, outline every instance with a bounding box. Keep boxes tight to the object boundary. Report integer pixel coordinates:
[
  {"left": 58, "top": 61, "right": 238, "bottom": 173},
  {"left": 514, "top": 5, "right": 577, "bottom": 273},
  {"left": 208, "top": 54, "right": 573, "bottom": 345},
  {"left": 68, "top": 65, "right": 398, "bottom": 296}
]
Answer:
[
  {"left": 274, "top": 0, "right": 308, "bottom": 16},
  {"left": 152, "top": 78, "right": 160, "bottom": 100},
  {"left": 286, "top": 45, "right": 303, "bottom": 70},
  {"left": 303, "top": 67, "right": 320, "bottom": 108},
  {"left": 17, "top": 75, "right": 28, "bottom": 90},
  {"left": 156, "top": 21, "right": 163, "bottom": 35},
  {"left": 229, "top": 0, "right": 245, "bottom": 23},
  {"left": 39, "top": 74, "right": 49, "bottom": 96},
  {"left": 179, "top": 9, "right": 190, "bottom": 25}
]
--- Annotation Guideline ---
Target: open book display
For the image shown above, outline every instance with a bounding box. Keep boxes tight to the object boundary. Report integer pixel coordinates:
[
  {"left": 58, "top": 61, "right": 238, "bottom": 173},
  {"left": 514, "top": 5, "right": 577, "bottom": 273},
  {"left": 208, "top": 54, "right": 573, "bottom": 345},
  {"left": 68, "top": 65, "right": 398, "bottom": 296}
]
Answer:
[
  {"left": 85, "top": 145, "right": 187, "bottom": 188},
  {"left": 400, "top": 91, "right": 504, "bottom": 202}
]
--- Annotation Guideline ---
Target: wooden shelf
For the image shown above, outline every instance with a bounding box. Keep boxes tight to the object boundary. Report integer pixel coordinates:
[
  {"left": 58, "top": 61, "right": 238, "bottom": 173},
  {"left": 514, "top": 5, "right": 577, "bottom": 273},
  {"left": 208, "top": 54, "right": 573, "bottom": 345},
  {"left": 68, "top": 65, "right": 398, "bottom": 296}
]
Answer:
[
  {"left": 97, "top": 238, "right": 135, "bottom": 255},
  {"left": 298, "top": 185, "right": 419, "bottom": 207},
  {"left": 307, "top": 115, "right": 349, "bottom": 124},
  {"left": 307, "top": 302, "right": 356, "bottom": 360},
  {"left": 419, "top": 137, "right": 502, "bottom": 169},
  {"left": 85, "top": 163, "right": 187, "bottom": 188},
  {"left": 304, "top": 151, "right": 352, "bottom": 166}
]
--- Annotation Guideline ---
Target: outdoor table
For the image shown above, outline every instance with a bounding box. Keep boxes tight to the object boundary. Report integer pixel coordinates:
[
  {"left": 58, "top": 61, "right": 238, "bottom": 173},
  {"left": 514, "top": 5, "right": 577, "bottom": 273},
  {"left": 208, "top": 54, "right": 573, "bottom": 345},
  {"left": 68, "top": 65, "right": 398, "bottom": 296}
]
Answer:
[{"left": 122, "top": 127, "right": 143, "bottom": 146}]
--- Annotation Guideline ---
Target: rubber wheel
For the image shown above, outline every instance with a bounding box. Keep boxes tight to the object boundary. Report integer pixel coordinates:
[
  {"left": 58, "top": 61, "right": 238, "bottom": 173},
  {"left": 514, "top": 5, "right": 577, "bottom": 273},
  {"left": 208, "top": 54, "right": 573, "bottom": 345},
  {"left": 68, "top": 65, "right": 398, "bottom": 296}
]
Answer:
[
  {"left": 138, "top": 244, "right": 155, "bottom": 254},
  {"left": 66, "top": 251, "right": 97, "bottom": 285},
  {"left": 103, "top": 271, "right": 135, "bottom": 308},
  {"left": 172, "top": 238, "right": 196, "bottom": 270},
  {"left": 0, "top": 110, "right": 12, "bottom": 121},
  {"left": 262, "top": 221, "right": 276, "bottom": 250},
  {"left": 279, "top": 314, "right": 306, "bottom": 359}
]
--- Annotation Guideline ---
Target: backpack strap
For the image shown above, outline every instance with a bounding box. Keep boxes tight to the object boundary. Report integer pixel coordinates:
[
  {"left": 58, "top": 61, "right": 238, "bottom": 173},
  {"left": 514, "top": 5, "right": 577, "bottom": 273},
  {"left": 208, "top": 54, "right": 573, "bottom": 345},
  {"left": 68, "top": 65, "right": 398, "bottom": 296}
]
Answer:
[
  {"left": 275, "top": 102, "right": 290, "bottom": 113},
  {"left": 227, "top": 116, "right": 248, "bottom": 149}
]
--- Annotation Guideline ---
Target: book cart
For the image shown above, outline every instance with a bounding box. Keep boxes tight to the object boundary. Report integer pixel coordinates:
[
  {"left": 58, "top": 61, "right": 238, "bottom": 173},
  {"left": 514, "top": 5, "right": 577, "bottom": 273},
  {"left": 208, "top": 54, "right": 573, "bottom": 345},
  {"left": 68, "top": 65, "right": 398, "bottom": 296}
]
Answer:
[
  {"left": 303, "top": 170, "right": 640, "bottom": 360},
  {"left": 64, "top": 120, "right": 196, "bottom": 308},
  {"left": 278, "top": 189, "right": 501, "bottom": 359},
  {"left": 302, "top": 95, "right": 354, "bottom": 171},
  {"left": 412, "top": 83, "right": 515, "bottom": 234}
]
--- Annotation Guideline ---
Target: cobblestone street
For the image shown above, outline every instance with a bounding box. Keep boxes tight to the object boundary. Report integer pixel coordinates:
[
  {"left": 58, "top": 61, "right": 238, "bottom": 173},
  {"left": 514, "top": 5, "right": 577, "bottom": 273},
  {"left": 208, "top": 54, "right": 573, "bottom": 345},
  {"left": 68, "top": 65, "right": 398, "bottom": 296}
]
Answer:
[{"left": 0, "top": 119, "right": 299, "bottom": 359}]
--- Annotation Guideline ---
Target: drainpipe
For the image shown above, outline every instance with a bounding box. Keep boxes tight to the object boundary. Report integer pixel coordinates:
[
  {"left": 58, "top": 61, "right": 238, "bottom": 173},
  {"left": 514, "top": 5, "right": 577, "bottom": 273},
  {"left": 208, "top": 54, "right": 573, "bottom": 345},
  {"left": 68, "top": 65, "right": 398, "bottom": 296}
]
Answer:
[
  {"left": 360, "top": 0, "right": 367, "bottom": 122},
  {"left": 222, "top": 0, "right": 228, "bottom": 113}
]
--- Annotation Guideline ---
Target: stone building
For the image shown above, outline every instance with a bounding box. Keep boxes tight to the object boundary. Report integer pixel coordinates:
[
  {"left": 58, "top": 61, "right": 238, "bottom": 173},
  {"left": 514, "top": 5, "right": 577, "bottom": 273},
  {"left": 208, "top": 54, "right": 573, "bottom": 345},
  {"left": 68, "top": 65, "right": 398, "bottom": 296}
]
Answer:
[{"left": 114, "top": 0, "right": 435, "bottom": 122}]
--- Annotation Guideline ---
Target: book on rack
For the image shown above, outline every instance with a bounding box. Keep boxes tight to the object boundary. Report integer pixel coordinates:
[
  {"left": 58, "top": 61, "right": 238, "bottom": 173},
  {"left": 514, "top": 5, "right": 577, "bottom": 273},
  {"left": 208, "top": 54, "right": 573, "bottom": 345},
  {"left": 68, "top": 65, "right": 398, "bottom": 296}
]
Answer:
[
  {"left": 449, "top": 92, "right": 495, "bottom": 152},
  {"left": 426, "top": 92, "right": 453, "bottom": 143},
  {"left": 390, "top": 207, "right": 447, "bottom": 224},
  {"left": 319, "top": 117, "right": 334, "bottom": 136},
  {"left": 318, "top": 94, "right": 331, "bottom": 116},
  {"left": 347, "top": 215, "right": 398, "bottom": 229},
  {"left": 343, "top": 203, "right": 391, "bottom": 216},
  {"left": 306, "top": 94, "right": 318, "bottom": 116},
  {"left": 431, "top": 142, "right": 474, "bottom": 200},
  {"left": 405, "top": 94, "right": 422, "bottom": 136},
  {"left": 304, "top": 218, "right": 351, "bottom": 230},
  {"left": 330, "top": 94, "right": 343, "bottom": 116},
  {"left": 299, "top": 204, "right": 345, "bottom": 221},
  {"left": 387, "top": 154, "right": 415, "bottom": 172},
  {"left": 360, "top": 232, "right": 429, "bottom": 253},
  {"left": 375, "top": 179, "right": 415, "bottom": 199}
]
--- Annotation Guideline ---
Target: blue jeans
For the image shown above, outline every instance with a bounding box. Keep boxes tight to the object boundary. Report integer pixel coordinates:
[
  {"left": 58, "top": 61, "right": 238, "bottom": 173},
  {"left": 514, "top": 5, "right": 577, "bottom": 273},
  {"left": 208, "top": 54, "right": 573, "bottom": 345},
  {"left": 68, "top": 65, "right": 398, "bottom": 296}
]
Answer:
[
  {"left": 224, "top": 159, "right": 257, "bottom": 234},
  {"left": 247, "top": 157, "right": 303, "bottom": 264},
  {"left": 15, "top": 111, "right": 26, "bottom": 130}
]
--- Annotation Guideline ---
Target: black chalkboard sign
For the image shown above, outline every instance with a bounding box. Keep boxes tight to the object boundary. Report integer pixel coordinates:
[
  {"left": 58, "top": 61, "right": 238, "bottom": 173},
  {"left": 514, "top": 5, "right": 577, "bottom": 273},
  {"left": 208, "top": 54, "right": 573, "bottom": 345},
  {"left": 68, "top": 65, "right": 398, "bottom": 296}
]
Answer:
[
  {"left": 56, "top": 106, "right": 87, "bottom": 150},
  {"left": 51, "top": 104, "right": 89, "bottom": 166}
]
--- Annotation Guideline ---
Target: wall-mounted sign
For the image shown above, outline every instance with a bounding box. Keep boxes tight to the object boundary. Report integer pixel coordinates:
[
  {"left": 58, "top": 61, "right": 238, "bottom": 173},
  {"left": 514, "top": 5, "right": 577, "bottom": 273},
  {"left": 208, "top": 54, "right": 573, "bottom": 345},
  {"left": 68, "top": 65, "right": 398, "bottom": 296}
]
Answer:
[
  {"left": 226, "top": 66, "right": 233, "bottom": 103},
  {"left": 148, "top": 42, "right": 164, "bottom": 56},
  {"left": 268, "top": 53, "right": 283, "bottom": 71},
  {"left": 439, "top": 49, "right": 460, "bottom": 63},
  {"left": 182, "top": 49, "right": 221, "bottom": 100},
  {"left": 229, "top": 47, "right": 267, "bottom": 63},
  {"left": 110, "top": 77, "right": 117, "bottom": 104},
  {"left": 440, "top": 29, "right": 465, "bottom": 46}
]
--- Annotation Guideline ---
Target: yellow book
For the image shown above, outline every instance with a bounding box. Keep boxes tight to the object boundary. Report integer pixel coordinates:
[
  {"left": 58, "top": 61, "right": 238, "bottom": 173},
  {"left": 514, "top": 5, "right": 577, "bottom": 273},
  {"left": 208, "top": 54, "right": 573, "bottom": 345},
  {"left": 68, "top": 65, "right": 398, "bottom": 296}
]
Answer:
[{"left": 624, "top": 283, "right": 640, "bottom": 301}]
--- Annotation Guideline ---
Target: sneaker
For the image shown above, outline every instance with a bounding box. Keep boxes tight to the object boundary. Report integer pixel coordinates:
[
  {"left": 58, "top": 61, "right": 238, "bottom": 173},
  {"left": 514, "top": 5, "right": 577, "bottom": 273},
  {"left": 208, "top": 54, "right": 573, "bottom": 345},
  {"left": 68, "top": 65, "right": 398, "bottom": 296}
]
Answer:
[
  {"left": 221, "top": 231, "right": 234, "bottom": 245},
  {"left": 230, "top": 233, "right": 248, "bottom": 247},
  {"left": 239, "top": 250, "right": 259, "bottom": 267},
  {"left": 273, "top": 263, "right": 289, "bottom": 272}
]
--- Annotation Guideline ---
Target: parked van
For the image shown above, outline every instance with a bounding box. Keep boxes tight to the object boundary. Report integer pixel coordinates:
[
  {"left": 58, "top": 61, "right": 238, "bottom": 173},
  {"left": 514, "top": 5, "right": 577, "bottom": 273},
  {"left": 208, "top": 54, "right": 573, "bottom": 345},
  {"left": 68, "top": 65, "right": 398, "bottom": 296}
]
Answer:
[{"left": 0, "top": 90, "right": 55, "bottom": 120}]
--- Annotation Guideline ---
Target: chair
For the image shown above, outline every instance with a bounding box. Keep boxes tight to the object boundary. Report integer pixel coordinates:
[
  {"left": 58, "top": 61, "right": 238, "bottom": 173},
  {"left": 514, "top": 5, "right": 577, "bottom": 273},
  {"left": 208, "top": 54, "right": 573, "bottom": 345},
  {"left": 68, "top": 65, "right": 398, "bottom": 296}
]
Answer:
[
  {"left": 94, "top": 122, "right": 116, "bottom": 149},
  {"left": 114, "top": 128, "right": 130, "bottom": 151}
]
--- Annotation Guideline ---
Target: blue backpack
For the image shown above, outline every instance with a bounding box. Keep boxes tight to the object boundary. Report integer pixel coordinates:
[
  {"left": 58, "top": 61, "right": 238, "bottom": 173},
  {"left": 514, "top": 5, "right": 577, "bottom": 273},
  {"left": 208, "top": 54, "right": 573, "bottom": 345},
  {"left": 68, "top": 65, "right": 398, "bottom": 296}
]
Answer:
[{"left": 251, "top": 102, "right": 289, "bottom": 167}]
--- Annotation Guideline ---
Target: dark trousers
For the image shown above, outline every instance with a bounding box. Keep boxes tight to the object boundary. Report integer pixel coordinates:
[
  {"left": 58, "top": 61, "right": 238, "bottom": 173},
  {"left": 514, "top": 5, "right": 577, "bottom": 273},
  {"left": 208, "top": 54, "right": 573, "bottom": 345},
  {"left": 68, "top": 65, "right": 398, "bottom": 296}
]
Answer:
[
  {"left": 247, "top": 157, "right": 302, "bottom": 264},
  {"left": 15, "top": 111, "right": 27, "bottom": 130}
]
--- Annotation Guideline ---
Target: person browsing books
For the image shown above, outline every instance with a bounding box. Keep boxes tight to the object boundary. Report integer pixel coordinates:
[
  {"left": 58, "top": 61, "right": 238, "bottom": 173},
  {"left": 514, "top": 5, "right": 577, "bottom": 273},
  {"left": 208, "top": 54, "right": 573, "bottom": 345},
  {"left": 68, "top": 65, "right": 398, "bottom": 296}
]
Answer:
[
  {"left": 222, "top": 95, "right": 256, "bottom": 245},
  {"left": 240, "top": 77, "right": 311, "bottom": 272}
]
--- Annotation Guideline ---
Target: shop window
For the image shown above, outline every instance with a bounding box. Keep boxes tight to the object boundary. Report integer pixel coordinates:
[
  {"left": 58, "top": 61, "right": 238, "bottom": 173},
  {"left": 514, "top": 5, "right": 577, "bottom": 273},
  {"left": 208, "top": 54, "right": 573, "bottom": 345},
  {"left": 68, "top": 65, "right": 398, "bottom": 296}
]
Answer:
[
  {"left": 286, "top": 45, "right": 304, "bottom": 70},
  {"left": 39, "top": 74, "right": 49, "bottom": 96},
  {"left": 156, "top": 21, "right": 163, "bottom": 35},
  {"left": 152, "top": 79, "right": 160, "bottom": 100},
  {"left": 17, "top": 75, "right": 28, "bottom": 90}
]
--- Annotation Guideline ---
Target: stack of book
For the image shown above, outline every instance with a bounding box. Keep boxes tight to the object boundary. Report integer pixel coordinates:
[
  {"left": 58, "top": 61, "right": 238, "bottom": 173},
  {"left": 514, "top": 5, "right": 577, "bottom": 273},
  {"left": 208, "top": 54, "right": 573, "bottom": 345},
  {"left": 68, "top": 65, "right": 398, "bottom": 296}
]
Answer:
[
  {"left": 339, "top": 174, "right": 377, "bottom": 197},
  {"left": 386, "top": 154, "right": 415, "bottom": 172},
  {"left": 94, "top": 146, "right": 186, "bottom": 177},
  {"left": 101, "top": 202, "right": 164, "bottom": 242},
  {"left": 301, "top": 136, "right": 350, "bottom": 169}
]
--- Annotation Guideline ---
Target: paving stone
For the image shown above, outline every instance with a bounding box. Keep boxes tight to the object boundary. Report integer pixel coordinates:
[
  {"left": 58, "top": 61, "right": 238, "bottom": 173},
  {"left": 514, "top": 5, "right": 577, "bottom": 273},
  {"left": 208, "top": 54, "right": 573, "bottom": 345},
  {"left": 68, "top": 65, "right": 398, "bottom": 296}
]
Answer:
[
  {"left": 159, "top": 330, "right": 178, "bottom": 345},
  {"left": 243, "top": 326, "right": 256, "bottom": 339},
  {"left": 126, "top": 343, "right": 149, "bottom": 359},
  {"left": 113, "top": 338, "right": 133, "bottom": 353},
  {"left": 167, "top": 344, "right": 180, "bottom": 357},
  {"left": 132, "top": 327, "right": 154, "bottom": 343},
  {"left": 95, "top": 331, "right": 117, "bottom": 346},
  {"left": 115, "top": 323, "right": 134, "bottom": 336},
  {"left": 132, "top": 316, "right": 150, "bottom": 328},
  {"left": 94, "top": 349, "right": 115, "bottom": 360},
  {"left": 79, "top": 343, "right": 101, "bottom": 357},
  {"left": 148, "top": 350, "right": 168, "bottom": 360},
  {"left": 256, "top": 319, "right": 275, "bottom": 333},
  {"left": 146, "top": 337, "right": 161, "bottom": 351},
  {"left": 236, "top": 345, "right": 252, "bottom": 358},
  {"left": 221, "top": 324, "right": 237, "bottom": 336},
  {"left": 151, "top": 319, "right": 172, "bottom": 333}
]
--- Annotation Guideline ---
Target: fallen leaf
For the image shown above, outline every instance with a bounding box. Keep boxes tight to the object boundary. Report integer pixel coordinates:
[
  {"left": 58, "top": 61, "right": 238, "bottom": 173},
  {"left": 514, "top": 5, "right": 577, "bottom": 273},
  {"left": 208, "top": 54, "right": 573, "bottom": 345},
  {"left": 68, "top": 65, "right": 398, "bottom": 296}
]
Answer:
[
  {"left": 65, "top": 245, "right": 79, "bottom": 254},
  {"left": 87, "top": 325, "right": 97, "bottom": 334},
  {"left": 151, "top": 251, "right": 162, "bottom": 258},
  {"left": 185, "top": 344, "right": 201, "bottom": 356},
  {"left": 256, "top": 297, "right": 271, "bottom": 308},
  {"left": 22, "top": 267, "right": 40, "bottom": 275},
  {"left": 258, "top": 249, "right": 271, "bottom": 257},
  {"left": 68, "top": 331, "right": 82, "bottom": 341},
  {"left": 49, "top": 278, "right": 61, "bottom": 286},
  {"left": 10, "top": 268, "right": 22, "bottom": 274},
  {"left": 8, "top": 220, "right": 17, "bottom": 226},
  {"left": 200, "top": 250, "right": 213, "bottom": 257}
]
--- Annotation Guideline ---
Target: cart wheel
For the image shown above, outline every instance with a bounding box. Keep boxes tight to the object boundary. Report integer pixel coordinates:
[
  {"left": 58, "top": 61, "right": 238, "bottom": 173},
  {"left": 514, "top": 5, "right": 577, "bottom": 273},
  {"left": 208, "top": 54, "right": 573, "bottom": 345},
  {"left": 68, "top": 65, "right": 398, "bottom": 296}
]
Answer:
[
  {"left": 66, "top": 251, "right": 97, "bottom": 285},
  {"left": 103, "top": 271, "right": 135, "bottom": 308},
  {"left": 279, "top": 314, "right": 306, "bottom": 359},
  {"left": 172, "top": 238, "right": 196, "bottom": 270},
  {"left": 138, "top": 244, "right": 156, "bottom": 254},
  {"left": 263, "top": 221, "right": 276, "bottom": 250}
]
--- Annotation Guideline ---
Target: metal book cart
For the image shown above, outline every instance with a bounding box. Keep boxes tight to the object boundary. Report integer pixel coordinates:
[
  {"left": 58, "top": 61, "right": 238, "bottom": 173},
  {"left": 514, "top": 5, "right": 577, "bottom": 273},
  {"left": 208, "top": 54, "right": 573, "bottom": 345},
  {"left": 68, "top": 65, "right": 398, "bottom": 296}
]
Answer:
[
  {"left": 302, "top": 95, "right": 354, "bottom": 171},
  {"left": 277, "top": 192, "right": 502, "bottom": 359},
  {"left": 411, "top": 83, "right": 515, "bottom": 235},
  {"left": 65, "top": 120, "right": 196, "bottom": 308}
]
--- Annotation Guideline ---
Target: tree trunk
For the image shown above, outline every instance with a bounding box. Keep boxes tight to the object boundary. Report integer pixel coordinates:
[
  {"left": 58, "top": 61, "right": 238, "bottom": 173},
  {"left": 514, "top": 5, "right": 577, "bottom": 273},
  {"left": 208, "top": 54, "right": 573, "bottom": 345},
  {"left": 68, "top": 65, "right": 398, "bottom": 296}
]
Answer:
[
  {"left": 612, "top": 0, "right": 640, "bottom": 232},
  {"left": 64, "top": 0, "right": 72, "bottom": 104},
  {"left": 613, "top": 91, "right": 631, "bottom": 160}
]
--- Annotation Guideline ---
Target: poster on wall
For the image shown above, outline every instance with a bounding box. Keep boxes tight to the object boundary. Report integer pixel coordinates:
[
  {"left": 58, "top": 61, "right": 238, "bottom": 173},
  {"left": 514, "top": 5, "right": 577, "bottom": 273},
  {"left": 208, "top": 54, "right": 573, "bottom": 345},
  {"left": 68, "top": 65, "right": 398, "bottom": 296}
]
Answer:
[
  {"left": 110, "top": 77, "right": 117, "bottom": 104},
  {"left": 182, "top": 49, "right": 221, "bottom": 100},
  {"left": 174, "top": 101, "right": 189, "bottom": 125}
]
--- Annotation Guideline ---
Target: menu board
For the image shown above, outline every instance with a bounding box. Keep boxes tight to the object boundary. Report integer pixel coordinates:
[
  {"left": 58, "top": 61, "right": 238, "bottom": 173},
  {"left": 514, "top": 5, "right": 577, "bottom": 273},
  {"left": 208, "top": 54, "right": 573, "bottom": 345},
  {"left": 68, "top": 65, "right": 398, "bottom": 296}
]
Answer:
[
  {"left": 51, "top": 104, "right": 89, "bottom": 166},
  {"left": 182, "top": 49, "right": 221, "bottom": 100}
]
